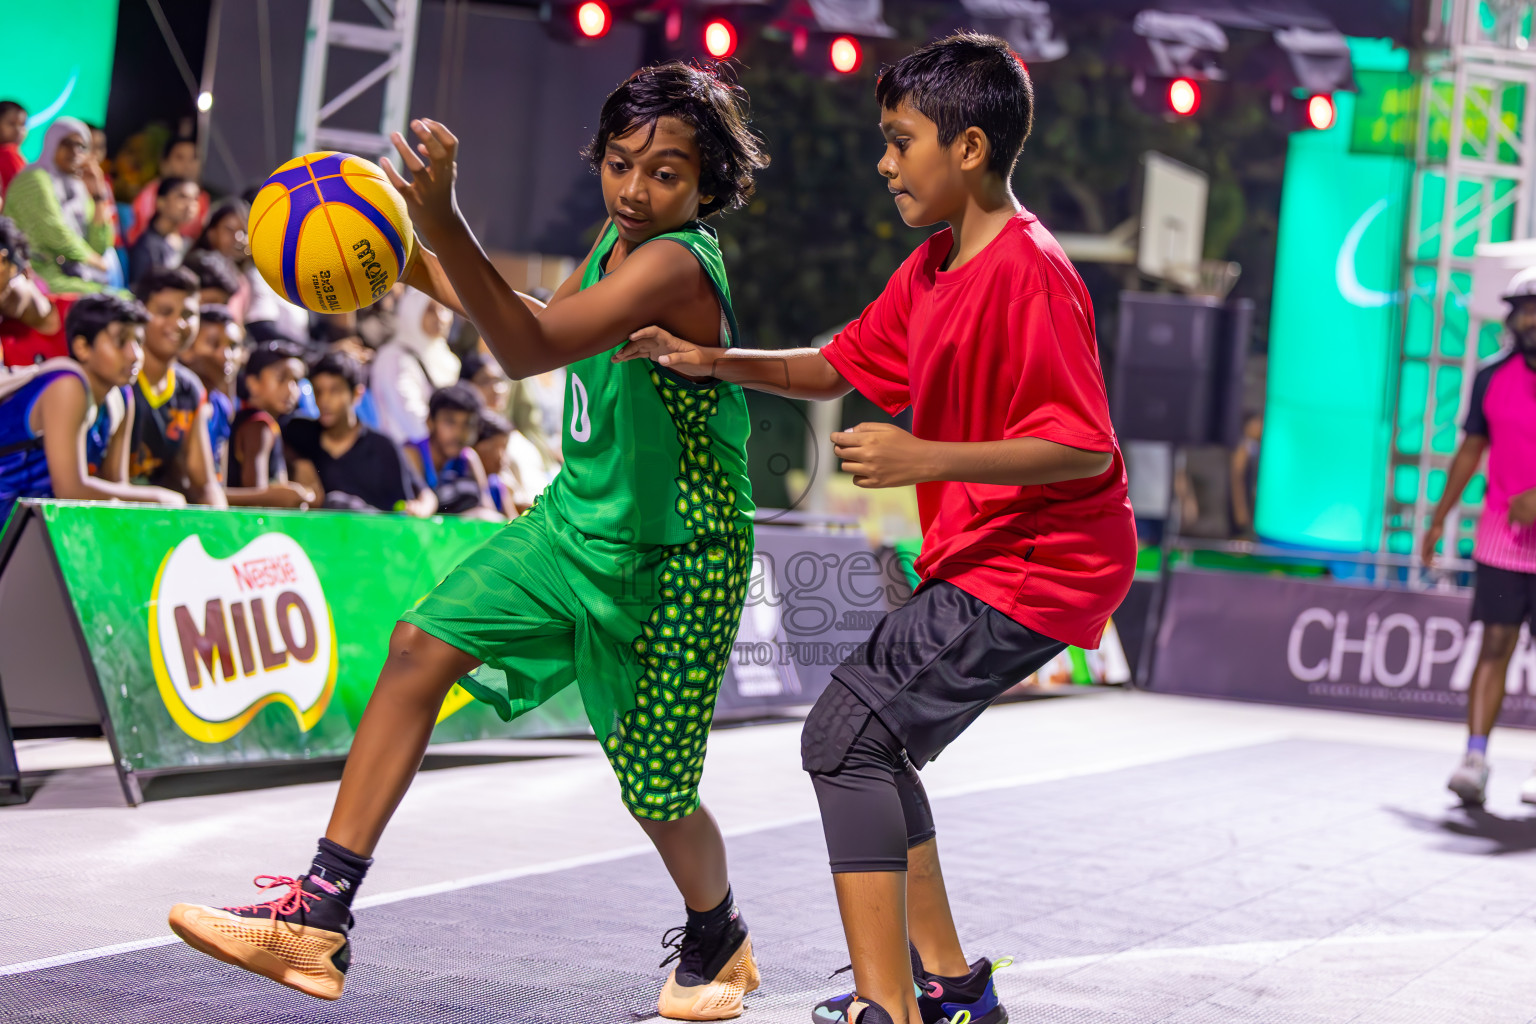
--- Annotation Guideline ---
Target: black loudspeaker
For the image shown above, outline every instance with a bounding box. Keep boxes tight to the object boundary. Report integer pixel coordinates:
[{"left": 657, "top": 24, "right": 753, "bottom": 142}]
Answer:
[{"left": 1111, "top": 292, "right": 1252, "bottom": 446}]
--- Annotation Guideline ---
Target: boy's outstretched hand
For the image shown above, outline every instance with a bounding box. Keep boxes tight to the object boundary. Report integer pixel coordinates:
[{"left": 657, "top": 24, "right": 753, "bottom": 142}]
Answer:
[
  {"left": 380, "top": 118, "right": 461, "bottom": 242},
  {"left": 614, "top": 326, "right": 721, "bottom": 381},
  {"left": 833, "top": 423, "right": 935, "bottom": 488}
]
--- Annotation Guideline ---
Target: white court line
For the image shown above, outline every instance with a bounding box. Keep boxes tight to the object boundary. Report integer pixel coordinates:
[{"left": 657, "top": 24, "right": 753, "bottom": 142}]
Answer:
[
  {"left": 1001, "top": 928, "right": 1534, "bottom": 974},
  {"left": 0, "top": 730, "right": 1287, "bottom": 977}
]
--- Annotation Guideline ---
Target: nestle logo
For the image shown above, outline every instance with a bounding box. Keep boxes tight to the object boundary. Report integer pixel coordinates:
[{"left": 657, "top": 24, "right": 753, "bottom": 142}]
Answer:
[{"left": 232, "top": 555, "right": 299, "bottom": 591}]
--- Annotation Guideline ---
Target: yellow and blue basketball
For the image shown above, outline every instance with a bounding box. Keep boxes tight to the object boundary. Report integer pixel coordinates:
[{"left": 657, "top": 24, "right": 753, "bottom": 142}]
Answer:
[{"left": 249, "top": 151, "right": 413, "bottom": 315}]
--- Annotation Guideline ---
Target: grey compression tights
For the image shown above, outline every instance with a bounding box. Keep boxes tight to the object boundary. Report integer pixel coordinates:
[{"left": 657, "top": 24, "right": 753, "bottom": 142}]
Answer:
[{"left": 809, "top": 710, "right": 937, "bottom": 873}]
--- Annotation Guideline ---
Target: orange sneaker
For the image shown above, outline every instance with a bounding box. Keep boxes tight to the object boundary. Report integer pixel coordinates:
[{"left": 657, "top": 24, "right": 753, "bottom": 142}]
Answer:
[
  {"left": 656, "top": 912, "right": 760, "bottom": 1020},
  {"left": 168, "top": 874, "right": 352, "bottom": 1001}
]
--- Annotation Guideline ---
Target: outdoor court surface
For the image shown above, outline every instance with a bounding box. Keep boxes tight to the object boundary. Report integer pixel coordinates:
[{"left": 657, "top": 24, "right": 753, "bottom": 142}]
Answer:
[{"left": 4, "top": 691, "right": 1536, "bottom": 1024}]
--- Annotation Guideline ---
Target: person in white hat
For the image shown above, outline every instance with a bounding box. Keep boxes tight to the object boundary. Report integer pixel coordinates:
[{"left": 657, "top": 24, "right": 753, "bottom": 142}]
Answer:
[{"left": 1429, "top": 265, "right": 1536, "bottom": 806}]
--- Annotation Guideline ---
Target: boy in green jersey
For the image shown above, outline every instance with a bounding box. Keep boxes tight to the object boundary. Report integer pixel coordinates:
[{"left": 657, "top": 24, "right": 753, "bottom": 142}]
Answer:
[{"left": 168, "top": 64, "right": 768, "bottom": 1020}]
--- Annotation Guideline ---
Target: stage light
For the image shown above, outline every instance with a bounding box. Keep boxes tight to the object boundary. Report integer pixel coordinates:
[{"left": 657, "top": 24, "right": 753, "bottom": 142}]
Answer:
[
  {"left": 196, "top": 91, "right": 213, "bottom": 113},
  {"left": 575, "top": 0, "right": 610, "bottom": 38},
  {"left": 704, "top": 18, "right": 737, "bottom": 59},
  {"left": 830, "top": 35, "right": 861, "bottom": 73},
  {"left": 1168, "top": 78, "right": 1200, "bottom": 116},
  {"left": 1306, "top": 93, "right": 1336, "bottom": 131}
]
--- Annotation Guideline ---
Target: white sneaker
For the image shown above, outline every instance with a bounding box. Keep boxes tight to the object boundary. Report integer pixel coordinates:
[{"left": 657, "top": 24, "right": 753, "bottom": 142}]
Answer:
[
  {"left": 1448, "top": 752, "right": 1489, "bottom": 805},
  {"left": 1519, "top": 770, "right": 1536, "bottom": 806}
]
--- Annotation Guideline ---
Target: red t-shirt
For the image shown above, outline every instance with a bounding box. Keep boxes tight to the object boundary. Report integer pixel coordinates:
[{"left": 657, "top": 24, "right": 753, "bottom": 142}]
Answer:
[
  {"left": 822, "top": 210, "right": 1136, "bottom": 649},
  {"left": 0, "top": 144, "right": 24, "bottom": 195},
  {"left": 2, "top": 294, "right": 77, "bottom": 367}
]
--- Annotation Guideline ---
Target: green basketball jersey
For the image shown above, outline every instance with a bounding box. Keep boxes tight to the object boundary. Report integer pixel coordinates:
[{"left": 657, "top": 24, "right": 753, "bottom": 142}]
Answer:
[{"left": 542, "top": 220, "right": 754, "bottom": 546}]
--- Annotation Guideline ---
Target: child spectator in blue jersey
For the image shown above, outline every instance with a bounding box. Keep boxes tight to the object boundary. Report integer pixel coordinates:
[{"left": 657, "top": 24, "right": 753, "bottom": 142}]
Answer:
[
  {"left": 183, "top": 304, "right": 242, "bottom": 482},
  {"left": 0, "top": 293, "right": 187, "bottom": 522},
  {"left": 226, "top": 342, "right": 317, "bottom": 508},
  {"left": 284, "top": 352, "right": 436, "bottom": 515},
  {"left": 402, "top": 383, "right": 500, "bottom": 518}
]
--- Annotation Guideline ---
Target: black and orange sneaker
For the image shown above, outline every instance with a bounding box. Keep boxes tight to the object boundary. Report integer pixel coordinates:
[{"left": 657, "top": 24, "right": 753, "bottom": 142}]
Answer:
[
  {"left": 168, "top": 874, "right": 353, "bottom": 1001},
  {"left": 655, "top": 909, "right": 760, "bottom": 1020}
]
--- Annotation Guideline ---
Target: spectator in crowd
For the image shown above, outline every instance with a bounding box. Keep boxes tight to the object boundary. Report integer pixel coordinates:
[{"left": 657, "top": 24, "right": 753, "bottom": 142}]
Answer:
[
  {"left": 0, "top": 215, "right": 70, "bottom": 367},
  {"left": 284, "top": 352, "right": 436, "bottom": 515},
  {"left": 184, "top": 304, "right": 242, "bottom": 480},
  {"left": 226, "top": 342, "right": 316, "bottom": 508},
  {"left": 513, "top": 366, "right": 566, "bottom": 468},
  {"left": 127, "top": 177, "right": 199, "bottom": 285},
  {"left": 190, "top": 199, "right": 251, "bottom": 321},
  {"left": 402, "top": 384, "right": 499, "bottom": 518},
  {"left": 0, "top": 101, "right": 26, "bottom": 195},
  {"left": 127, "top": 136, "right": 208, "bottom": 246},
  {"left": 1229, "top": 411, "right": 1263, "bottom": 539},
  {"left": 129, "top": 266, "right": 224, "bottom": 505},
  {"left": 180, "top": 247, "right": 242, "bottom": 307},
  {"left": 371, "top": 287, "right": 458, "bottom": 444},
  {"left": 459, "top": 349, "right": 511, "bottom": 416},
  {"left": 473, "top": 411, "right": 515, "bottom": 517},
  {"left": 0, "top": 293, "right": 185, "bottom": 523},
  {"left": 5, "top": 118, "right": 118, "bottom": 294}
]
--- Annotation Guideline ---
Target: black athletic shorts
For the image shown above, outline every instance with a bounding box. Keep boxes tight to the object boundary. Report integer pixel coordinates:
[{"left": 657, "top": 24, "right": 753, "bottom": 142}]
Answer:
[
  {"left": 818, "top": 580, "right": 1067, "bottom": 771},
  {"left": 1471, "top": 562, "right": 1536, "bottom": 627}
]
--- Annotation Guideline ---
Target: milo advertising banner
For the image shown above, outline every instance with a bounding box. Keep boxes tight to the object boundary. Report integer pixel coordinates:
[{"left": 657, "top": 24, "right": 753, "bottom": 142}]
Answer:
[{"left": 0, "top": 501, "right": 589, "bottom": 802}]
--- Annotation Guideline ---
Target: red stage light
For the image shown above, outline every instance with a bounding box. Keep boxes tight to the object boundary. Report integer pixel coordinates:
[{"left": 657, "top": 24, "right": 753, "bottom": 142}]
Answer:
[
  {"left": 1168, "top": 78, "right": 1200, "bottom": 116},
  {"left": 575, "top": 0, "right": 610, "bottom": 38},
  {"left": 1306, "top": 94, "right": 1336, "bottom": 131},
  {"left": 704, "top": 18, "right": 738, "bottom": 59},
  {"left": 830, "top": 35, "right": 861, "bottom": 74}
]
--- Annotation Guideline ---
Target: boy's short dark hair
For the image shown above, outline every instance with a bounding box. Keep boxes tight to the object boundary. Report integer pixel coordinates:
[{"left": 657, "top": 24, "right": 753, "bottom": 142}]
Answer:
[
  {"left": 198, "top": 303, "right": 235, "bottom": 328},
  {"left": 476, "top": 410, "right": 513, "bottom": 444},
  {"left": 156, "top": 176, "right": 192, "bottom": 199},
  {"left": 163, "top": 135, "right": 196, "bottom": 161},
  {"left": 133, "top": 265, "right": 200, "bottom": 304},
  {"left": 311, "top": 352, "right": 363, "bottom": 392},
  {"left": 459, "top": 350, "right": 490, "bottom": 382},
  {"left": 876, "top": 32, "right": 1034, "bottom": 178},
  {"left": 181, "top": 248, "right": 242, "bottom": 296},
  {"left": 0, "top": 216, "right": 30, "bottom": 272},
  {"left": 429, "top": 383, "right": 483, "bottom": 420},
  {"left": 585, "top": 62, "right": 769, "bottom": 218},
  {"left": 0, "top": 101, "right": 25, "bottom": 120},
  {"left": 65, "top": 293, "right": 149, "bottom": 348},
  {"left": 238, "top": 342, "right": 304, "bottom": 400}
]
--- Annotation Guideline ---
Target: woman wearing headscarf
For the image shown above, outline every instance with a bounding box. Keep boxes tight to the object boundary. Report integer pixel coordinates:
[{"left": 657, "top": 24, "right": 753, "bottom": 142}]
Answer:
[
  {"left": 3, "top": 118, "right": 118, "bottom": 295},
  {"left": 369, "top": 286, "right": 459, "bottom": 444}
]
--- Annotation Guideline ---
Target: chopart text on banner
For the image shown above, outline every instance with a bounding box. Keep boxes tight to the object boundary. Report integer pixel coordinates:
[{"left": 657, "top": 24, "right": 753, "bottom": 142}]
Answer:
[{"left": 1152, "top": 568, "right": 1536, "bottom": 723}]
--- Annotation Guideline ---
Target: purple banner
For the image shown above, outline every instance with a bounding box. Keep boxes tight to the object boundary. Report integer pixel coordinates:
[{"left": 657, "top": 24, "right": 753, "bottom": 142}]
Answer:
[{"left": 1150, "top": 569, "right": 1536, "bottom": 725}]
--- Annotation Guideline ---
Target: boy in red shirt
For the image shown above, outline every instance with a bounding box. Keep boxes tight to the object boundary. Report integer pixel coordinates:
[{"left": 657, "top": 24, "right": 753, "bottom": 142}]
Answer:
[{"left": 620, "top": 33, "right": 1135, "bottom": 1024}]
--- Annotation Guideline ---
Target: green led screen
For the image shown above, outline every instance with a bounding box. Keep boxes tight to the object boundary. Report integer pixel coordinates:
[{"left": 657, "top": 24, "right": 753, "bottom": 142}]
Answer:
[
  {"left": 0, "top": 1, "right": 120, "bottom": 161},
  {"left": 1257, "top": 38, "right": 1414, "bottom": 551}
]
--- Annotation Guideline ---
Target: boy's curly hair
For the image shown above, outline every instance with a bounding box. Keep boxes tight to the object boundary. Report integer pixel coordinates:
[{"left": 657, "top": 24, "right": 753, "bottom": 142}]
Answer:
[{"left": 585, "top": 62, "right": 769, "bottom": 218}]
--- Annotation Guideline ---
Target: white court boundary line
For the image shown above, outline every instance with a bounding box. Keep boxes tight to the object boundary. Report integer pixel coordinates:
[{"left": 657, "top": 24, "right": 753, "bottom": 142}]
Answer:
[{"left": 0, "top": 730, "right": 1289, "bottom": 977}]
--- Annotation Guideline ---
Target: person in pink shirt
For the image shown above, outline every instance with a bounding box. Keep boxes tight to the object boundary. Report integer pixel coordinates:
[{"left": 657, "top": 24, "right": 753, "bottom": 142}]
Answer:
[
  {"left": 127, "top": 137, "right": 208, "bottom": 245},
  {"left": 1430, "top": 267, "right": 1536, "bottom": 806},
  {"left": 0, "top": 101, "right": 27, "bottom": 196}
]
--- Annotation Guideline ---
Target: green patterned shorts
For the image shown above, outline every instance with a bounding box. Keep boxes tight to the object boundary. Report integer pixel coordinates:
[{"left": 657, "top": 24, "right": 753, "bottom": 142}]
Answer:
[{"left": 402, "top": 501, "right": 751, "bottom": 820}]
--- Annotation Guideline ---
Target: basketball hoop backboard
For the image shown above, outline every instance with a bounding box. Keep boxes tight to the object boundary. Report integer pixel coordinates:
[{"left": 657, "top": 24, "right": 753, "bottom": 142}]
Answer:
[{"left": 1139, "top": 152, "right": 1209, "bottom": 291}]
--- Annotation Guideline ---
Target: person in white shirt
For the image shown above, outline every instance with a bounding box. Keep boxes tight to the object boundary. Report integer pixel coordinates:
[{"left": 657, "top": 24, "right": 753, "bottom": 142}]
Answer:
[{"left": 370, "top": 287, "right": 459, "bottom": 444}]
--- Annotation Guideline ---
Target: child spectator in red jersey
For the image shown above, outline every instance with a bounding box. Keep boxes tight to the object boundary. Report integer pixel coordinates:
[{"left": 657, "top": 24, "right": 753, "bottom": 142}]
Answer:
[
  {"left": 227, "top": 342, "right": 316, "bottom": 509},
  {"left": 618, "top": 34, "right": 1135, "bottom": 1024}
]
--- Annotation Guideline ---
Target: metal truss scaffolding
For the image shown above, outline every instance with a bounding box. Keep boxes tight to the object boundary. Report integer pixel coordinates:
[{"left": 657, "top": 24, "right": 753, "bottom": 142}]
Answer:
[
  {"left": 293, "top": 0, "right": 422, "bottom": 161},
  {"left": 1386, "top": 0, "right": 1536, "bottom": 575}
]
